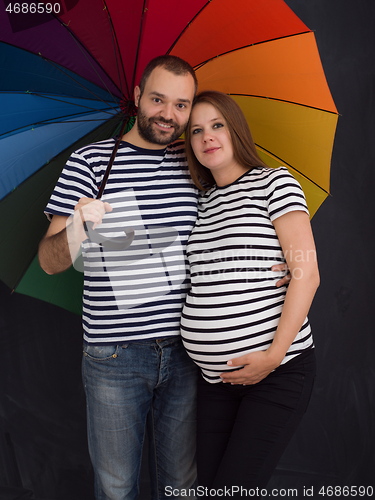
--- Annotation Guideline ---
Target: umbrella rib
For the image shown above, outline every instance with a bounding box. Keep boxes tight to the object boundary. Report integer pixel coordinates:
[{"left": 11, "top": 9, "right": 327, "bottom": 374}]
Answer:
[
  {"left": 192, "top": 31, "right": 313, "bottom": 70},
  {"left": 51, "top": 12, "right": 126, "bottom": 100},
  {"left": 255, "top": 144, "right": 330, "bottom": 195},
  {"left": 3, "top": 10, "right": 130, "bottom": 111},
  {"left": 11, "top": 90, "right": 120, "bottom": 116},
  {"left": 229, "top": 93, "right": 339, "bottom": 115},
  {"left": 4, "top": 38, "right": 122, "bottom": 112},
  {"left": 101, "top": 0, "right": 130, "bottom": 98},
  {"left": 35, "top": 52, "right": 122, "bottom": 114},
  {"left": 130, "top": 0, "right": 148, "bottom": 92},
  {"left": 2, "top": 40, "right": 122, "bottom": 113},
  {"left": 167, "top": 1, "right": 212, "bottom": 54},
  {"left": 0, "top": 106, "right": 120, "bottom": 139},
  {"left": 0, "top": 90, "right": 120, "bottom": 139},
  {"left": 0, "top": 117, "right": 117, "bottom": 139}
]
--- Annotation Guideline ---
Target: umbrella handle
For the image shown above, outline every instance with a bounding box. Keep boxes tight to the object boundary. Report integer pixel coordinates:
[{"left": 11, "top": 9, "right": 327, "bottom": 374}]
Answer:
[
  {"left": 83, "top": 221, "right": 135, "bottom": 250},
  {"left": 97, "top": 120, "right": 129, "bottom": 199}
]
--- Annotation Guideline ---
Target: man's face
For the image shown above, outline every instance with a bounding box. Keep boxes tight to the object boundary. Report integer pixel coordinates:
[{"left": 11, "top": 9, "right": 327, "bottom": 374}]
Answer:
[{"left": 134, "top": 67, "right": 195, "bottom": 147}]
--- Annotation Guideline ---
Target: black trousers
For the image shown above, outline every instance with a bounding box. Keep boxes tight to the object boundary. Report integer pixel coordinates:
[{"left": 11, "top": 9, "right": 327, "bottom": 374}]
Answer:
[{"left": 196, "top": 348, "right": 316, "bottom": 494}]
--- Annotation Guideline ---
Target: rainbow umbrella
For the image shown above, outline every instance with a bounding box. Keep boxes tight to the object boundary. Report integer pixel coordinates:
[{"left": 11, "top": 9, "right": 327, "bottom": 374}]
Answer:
[{"left": 0, "top": 0, "right": 338, "bottom": 314}]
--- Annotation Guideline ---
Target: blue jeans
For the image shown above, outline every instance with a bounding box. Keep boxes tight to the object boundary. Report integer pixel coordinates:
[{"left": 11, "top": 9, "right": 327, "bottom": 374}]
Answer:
[{"left": 82, "top": 337, "right": 198, "bottom": 500}]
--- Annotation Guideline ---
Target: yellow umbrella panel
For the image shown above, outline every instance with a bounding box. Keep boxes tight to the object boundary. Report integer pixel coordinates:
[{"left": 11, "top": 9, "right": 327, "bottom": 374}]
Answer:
[{"left": 194, "top": 32, "right": 339, "bottom": 217}]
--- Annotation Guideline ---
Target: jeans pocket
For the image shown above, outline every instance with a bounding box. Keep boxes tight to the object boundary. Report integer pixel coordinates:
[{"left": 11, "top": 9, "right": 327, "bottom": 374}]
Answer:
[{"left": 83, "top": 344, "right": 120, "bottom": 361}]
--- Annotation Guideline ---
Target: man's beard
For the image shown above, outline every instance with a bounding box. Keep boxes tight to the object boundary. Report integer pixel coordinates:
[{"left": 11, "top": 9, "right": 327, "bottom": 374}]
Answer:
[{"left": 136, "top": 107, "right": 186, "bottom": 146}]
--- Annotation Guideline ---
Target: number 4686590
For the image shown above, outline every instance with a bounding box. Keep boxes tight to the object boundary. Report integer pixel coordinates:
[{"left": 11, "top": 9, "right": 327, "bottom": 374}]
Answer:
[
  {"left": 318, "top": 486, "right": 373, "bottom": 497},
  {"left": 6, "top": 3, "right": 62, "bottom": 14}
]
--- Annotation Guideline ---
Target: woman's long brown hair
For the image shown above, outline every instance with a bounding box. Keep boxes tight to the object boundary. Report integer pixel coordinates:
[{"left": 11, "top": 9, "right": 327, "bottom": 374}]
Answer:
[{"left": 185, "top": 90, "right": 268, "bottom": 190}]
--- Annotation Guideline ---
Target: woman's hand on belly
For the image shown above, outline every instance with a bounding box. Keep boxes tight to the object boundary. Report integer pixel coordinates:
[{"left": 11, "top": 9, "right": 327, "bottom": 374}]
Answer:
[{"left": 220, "top": 350, "right": 281, "bottom": 385}]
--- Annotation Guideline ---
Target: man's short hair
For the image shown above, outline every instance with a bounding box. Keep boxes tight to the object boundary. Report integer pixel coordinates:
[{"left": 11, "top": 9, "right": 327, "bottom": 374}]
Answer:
[{"left": 139, "top": 55, "right": 198, "bottom": 95}]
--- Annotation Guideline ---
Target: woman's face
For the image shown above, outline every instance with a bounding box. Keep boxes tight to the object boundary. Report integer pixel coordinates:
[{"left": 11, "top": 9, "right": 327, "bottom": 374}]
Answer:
[{"left": 189, "top": 102, "right": 245, "bottom": 185}]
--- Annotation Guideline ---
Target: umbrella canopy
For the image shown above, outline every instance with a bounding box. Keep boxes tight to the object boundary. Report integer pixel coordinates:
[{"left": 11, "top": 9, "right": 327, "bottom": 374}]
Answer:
[{"left": 0, "top": 0, "right": 338, "bottom": 314}]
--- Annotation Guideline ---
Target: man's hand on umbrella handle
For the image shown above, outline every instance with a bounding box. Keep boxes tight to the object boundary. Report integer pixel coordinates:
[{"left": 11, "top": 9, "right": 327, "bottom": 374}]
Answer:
[
  {"left": 271, "top": 263, "right": 291, "bottom": 287},
  {"left": 74, "top": 197, "right": 112, "bottom": 229},
  {"left": 73, "top": 197, "right": 135, "bottom": 252}
]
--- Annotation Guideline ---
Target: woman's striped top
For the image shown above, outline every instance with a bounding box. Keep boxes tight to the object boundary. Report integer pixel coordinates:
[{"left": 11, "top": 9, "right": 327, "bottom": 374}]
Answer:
[
  {"left": 45, "top": 138, "right": 198, "bottom": 344},
  {"left": 180, "top": 166, "right": 313, "bottom": 383}
]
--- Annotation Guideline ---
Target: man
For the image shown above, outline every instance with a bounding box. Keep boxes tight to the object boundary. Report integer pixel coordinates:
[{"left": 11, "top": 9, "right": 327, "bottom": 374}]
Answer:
[{"left": 39, "top": 55, "right": 199, "bottom": 500}]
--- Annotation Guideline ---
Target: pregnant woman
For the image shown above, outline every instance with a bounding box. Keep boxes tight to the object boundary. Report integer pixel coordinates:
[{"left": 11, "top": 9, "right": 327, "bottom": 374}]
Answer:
[{"left": 181, "top": 90, "right": 320, "bottom": 492}]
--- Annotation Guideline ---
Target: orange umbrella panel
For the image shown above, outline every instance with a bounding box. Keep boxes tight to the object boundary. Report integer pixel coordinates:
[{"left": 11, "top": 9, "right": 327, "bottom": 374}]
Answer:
[{"left": 191, "top": 32, "right": 339, "bottom": 217}]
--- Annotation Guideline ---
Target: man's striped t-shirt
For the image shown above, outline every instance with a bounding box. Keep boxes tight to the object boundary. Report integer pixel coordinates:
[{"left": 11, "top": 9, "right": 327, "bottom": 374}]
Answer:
[
  {"left": 45, "top": 138, "right": 198, "bottom": 344},
  {"left": 181, "top": 167, "right": 314, "bottom": 383}
]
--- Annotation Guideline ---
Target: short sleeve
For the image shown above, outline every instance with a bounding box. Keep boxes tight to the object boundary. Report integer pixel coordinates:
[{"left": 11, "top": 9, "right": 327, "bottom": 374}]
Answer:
[
  {"left": 44, "top": 151, "right": 98, "bottom": 220},
  {"left": 265, "top": 167, "right": 309, "bottom": 222}
]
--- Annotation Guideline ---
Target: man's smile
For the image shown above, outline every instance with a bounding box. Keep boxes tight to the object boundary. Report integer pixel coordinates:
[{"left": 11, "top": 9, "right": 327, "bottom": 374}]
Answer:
[{"left": 153, "top": 119, "right": 176, "bottom": 131}]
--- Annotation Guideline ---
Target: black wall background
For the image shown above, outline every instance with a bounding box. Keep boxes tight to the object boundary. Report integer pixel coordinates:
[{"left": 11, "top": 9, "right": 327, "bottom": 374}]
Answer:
[{"left": 1, "top": 0, "right": 374, "bottom": 498}]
